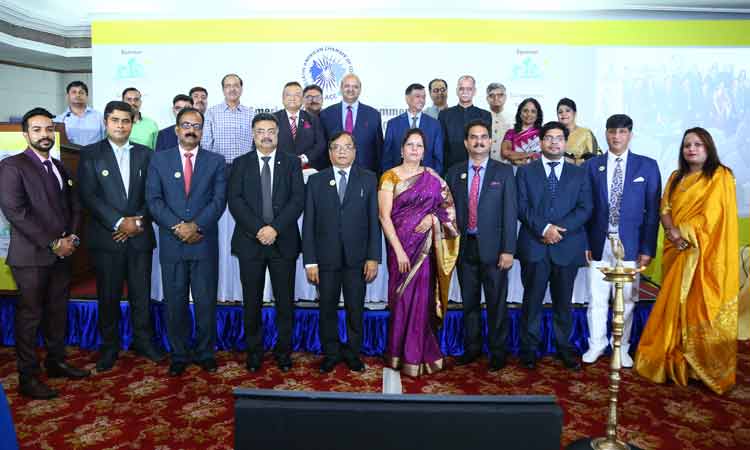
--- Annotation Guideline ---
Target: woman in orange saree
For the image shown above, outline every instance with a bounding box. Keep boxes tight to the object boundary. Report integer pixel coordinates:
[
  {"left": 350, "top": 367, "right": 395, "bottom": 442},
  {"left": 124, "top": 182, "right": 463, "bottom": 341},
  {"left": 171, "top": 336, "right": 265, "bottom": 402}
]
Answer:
[{"left": 634, "top": 127, "right": 739, "bottom": 395}]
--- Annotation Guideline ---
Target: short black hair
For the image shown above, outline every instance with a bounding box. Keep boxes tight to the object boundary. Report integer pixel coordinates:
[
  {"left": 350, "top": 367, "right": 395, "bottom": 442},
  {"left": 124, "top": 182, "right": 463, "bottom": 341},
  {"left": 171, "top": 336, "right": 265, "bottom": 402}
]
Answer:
[
  {"left": 405, "top": 83, "right": 425, "bottom": 95},
  {"left": 252, "top": 112, "right": 278, "bottom": 128},
  {"left": 428, "top": 78, "right": 447, "bottom": 91},
  {"left": 303, "top": 84, "right": 323, "bottom": 96},
  {"left": 175, "top": 107, "right": 204, "bottom": 126},
  {"left": 221, "top": 73, "right": 243, "bottom": 88},
  {"left": 121, "top": 87, "right": 140, "bottom": 99},
  {"left": 539, "top": 121, "right": 569, "bottom": 140},
  {"left": 401, "top": 128, "right": 425, "bottom": 149},
  {"left": 606, "top": 114, "right": 633, "bottom": 131},
  {"left": 284, "top": 81, "right": 302, "bottom": 90},
  {"left": 189, "top": 86, "right": 207, "bottom": 96},
  {"left": 21, "top": 107, "right": 54, "bottom": 132},
  {"left": 328, "top": 131, "right": 357, "bottom": 149},
  {"left": 66, "top": 81, "right": 89, "bottom": 95},
  {"left": 464, "top": 119, "right": 491, "bottom": 139},
  {"left": 557, "top": 97, "right": 577, "bottom": 112},
  {"left": 104, "top": 101, "right": 135, "bottom": 121},
  {"left": 172, "top": 94, "right": 193, "bottom": 106}
]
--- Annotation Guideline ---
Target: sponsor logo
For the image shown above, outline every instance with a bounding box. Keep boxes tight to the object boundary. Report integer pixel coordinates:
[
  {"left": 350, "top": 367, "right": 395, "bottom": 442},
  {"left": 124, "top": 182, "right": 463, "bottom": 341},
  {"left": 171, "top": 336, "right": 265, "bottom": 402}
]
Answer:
[{"left": 301, "top": 47, "right": 354, "bottom": 101}]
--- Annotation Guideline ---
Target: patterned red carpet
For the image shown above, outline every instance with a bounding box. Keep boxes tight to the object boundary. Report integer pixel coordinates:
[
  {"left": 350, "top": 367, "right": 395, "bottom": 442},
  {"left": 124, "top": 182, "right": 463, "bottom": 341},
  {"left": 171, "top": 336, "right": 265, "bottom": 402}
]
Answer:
[{"left": 1, "top": 342, "right": 749, "bottom": 450}]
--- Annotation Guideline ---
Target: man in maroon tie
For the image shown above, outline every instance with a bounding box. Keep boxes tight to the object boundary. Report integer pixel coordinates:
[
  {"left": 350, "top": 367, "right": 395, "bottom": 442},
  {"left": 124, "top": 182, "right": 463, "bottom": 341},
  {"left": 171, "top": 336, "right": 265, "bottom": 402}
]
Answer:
[
  {"left": 273, "top": 81, "right": 327, "bottom": 170},
  {"left": 445, "top": 119, "right": 517, "bottom": 372},
  {"left": 0, "top": 107, "right": 90, "bottom": 399}
]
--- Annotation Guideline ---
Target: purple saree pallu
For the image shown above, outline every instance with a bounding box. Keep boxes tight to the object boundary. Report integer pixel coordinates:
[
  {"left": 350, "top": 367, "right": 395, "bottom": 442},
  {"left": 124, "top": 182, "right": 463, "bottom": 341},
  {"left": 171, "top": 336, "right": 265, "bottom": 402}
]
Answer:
[{"left": 383, "top": 170, "right": 459, "bottom": 377}]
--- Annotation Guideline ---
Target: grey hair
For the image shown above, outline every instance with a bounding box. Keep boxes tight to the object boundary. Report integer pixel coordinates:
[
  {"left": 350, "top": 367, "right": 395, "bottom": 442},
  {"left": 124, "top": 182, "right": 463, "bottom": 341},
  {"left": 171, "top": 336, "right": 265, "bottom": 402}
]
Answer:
[{"left": 486, "top": 83, "right": 506, "bottom": 95}]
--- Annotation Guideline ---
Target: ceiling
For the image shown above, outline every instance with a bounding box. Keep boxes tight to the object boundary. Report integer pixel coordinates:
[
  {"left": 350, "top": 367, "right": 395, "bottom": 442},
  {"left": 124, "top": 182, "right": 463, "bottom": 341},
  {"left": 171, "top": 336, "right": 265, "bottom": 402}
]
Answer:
[{"left": 1, "top": 0, "right": 749, "bottom": 72}]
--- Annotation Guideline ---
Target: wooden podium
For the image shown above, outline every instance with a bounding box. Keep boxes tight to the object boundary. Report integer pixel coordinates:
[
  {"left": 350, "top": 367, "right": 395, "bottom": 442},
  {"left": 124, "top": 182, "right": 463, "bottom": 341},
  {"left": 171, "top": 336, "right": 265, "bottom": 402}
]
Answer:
[{"left": 0, "top": 123, "right": 94, "bottom": 293}]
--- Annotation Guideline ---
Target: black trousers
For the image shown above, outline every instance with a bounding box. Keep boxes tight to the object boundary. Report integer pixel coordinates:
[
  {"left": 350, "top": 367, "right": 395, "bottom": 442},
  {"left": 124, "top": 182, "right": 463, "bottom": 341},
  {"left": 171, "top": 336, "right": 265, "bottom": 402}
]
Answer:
[
  {"left": 161, "top": 256, "right": 218, "bottom": 363},
  {"left": 457, "top": 236, "right": 509, "bottom": 358},
  {"left": 92, "top": 249, "right": 153, "bottom": 352},
  {"left": 239, "top": 250, "right": 296, "bottom": 357},
  {"left": 520, "top": 258, "right": 578, "bottom": 358},
  {"left": 318, "top": 265, "right": 366, "bottom": 358},
  {"left": 11, "top": 260, "right": 71, "bottom": 377}
]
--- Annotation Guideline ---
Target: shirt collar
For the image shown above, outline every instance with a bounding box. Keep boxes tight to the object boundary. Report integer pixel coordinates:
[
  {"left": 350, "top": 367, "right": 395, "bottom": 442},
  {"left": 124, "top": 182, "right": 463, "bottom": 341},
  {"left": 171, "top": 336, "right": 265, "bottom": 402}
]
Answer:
[
  {"left": 608, "top": 149, "right": 629, "bottom": 163},
  {"left": 64, "top": 106, "right": 93, "bottom": 116},
  {"left": 468, "top": 157, "right": 489, "bottom": 170},
  {"left": 222, "top": 102, "right": 246, "bottom": 112},
  {"left": 541, "top": 154, "right": 563, "bottom": 167},
  {"left": 407, "top": 111, "right": 422, "bottom": 120},
  {"left": 286, "top": 109, "right": 301, "bottom": 119},
  {"left": 108, "top": 139, "right": 132, "bottom": 152},
  {"left": 179, "top": 145, "right": 199, "bottom": 157},
  {"left": 258, "top": 149, "right": 277, "bottom": 160},
  {"left": 343, "top": 101, "right": 359, "bottom": 110},
  {"left": 333, "top": 165, "right": 352, "bottom": 177},
  {"left": 30, "top": 148, "right": 52, "bottom": 163}
]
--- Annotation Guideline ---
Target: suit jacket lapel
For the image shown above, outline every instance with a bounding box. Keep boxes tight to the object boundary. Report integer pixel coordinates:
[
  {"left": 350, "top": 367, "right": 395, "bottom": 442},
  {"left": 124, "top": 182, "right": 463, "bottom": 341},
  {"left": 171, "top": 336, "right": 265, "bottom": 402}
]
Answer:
[
  {"left": 335, "top": 103, "right": 344, "bottom": 131},
  {"left": 342, "top": 165, "right": 359, "bottom": 207},
  {"left": 478, "top": 160, "right": 494, "bottom": 208},
  {"left": 169, "top": 148, "right": 186, "bottom": 200},
  {"left": 456, "top": 162, "right": 469, "bottom": 222},
  {"left": 621, "top": 152, "right": 640, "bottom": 206},
  {"left": 102, "top": 144, "right": 128, "bottom": 200},
  {"left": 597, "top": 156, "right": 608, "bottom": 206},
  {"left": 127, "top": 146, "right": 140, "bottom": 202},
  {"left": 272, "top": 152, "right": 283, "bottom": 198}
]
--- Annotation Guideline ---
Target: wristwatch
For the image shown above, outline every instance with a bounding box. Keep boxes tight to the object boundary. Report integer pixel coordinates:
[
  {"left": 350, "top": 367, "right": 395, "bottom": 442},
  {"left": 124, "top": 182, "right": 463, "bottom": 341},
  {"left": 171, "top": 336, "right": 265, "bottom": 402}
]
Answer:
[{"left": 135, "top": 219, "right": 143, "bottom": 228}]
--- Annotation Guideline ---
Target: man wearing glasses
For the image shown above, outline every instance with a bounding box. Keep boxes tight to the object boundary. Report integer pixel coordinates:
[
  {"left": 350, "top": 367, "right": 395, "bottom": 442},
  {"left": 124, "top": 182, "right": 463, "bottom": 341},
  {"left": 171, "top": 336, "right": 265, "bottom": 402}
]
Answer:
[
  {"left": 146, "top": 107, "right": 227, "bottom": 376},
  {"left": 424, "top": 79, "right": 448, "bottom": 119},
  {"left": 486, "top": 83, "right": 512, "bottom": 163},
  {"left": 274, "top": 82, "right": 327, "bottom": 169},
  {"left": 302, "top": 84, "right": 324, "bottom": 117}
]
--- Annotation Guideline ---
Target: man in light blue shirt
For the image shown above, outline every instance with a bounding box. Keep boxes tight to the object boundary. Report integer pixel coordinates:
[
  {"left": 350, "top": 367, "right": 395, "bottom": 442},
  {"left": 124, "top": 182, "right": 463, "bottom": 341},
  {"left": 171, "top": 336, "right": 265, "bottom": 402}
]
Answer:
[{"left": 54, "top": 81, "right": 105, "bottom": 146}]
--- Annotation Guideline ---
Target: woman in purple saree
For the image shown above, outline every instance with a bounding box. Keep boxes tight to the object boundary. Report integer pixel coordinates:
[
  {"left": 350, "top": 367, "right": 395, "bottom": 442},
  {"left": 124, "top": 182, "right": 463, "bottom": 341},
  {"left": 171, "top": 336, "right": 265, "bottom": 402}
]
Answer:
[{"left": 378, "top": 129, "right": 459, "bottom": 377}]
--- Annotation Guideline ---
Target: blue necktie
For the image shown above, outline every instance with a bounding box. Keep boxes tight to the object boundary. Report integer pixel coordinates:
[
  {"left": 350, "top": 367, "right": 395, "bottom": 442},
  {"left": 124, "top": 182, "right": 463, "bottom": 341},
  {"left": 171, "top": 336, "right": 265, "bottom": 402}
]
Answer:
[{"left": 547, "top": 162, "right": 560, "bottom": 198}]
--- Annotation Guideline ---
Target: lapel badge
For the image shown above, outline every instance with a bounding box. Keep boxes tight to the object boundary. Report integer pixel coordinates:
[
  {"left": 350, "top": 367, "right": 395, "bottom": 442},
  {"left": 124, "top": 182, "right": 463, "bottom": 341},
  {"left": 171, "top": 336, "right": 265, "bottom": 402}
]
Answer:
[
  {"left": 101, "top": 169, "right": 109, "bottom": 177},
  {"left": 174, "top": 171, "right": 182, "bottom": 179},
  {"left": 67, "top": 179, "right": 74, "bottom": 187},
  {"left": 460, "top": 173, "right": 467, "bottom": 180},
  {"left": 329, "top": 179, "right": 336, "bottom": 187},
  {"left": 598, "top": 165, "right": 605, "bottom": 172}
]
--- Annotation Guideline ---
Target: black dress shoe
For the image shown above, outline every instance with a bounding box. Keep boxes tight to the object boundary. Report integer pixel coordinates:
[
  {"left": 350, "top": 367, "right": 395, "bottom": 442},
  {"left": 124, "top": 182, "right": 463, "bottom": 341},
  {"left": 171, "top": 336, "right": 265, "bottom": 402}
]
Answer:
[
  {"left": 319, "top": 355, "right": 341, "bottom": 373},
  {"left": 169, "top": 362, "right": 188, "bottom": 377},
  {"left": 521, "top": 355, "right": 537, "bottom": 370},
  {"left": 19, "top": 376, "right": 58, "bottom": 400},
  {"left": 456, "top": 352, "right": 480, "bottom": 366},
  {"left": 557, "top": 352, "right": 582, "bottom": 371},
  {"left": 96, "top": 350, "right": 119, "bottom": 372},
  {"left": 246, "top": 353, "right": 262, "bottom": 372},
  {"left": 344, "top": 355, "right": 365, "bottom": 372},
  {"left": 276, "top": 354, "right": 293, "bottom": 372},
  {"left": 45, "top": 361, "right": 90, "bottom": 379},
  {"left": 197, "top": 358, "right": 218, "bottom": 373},
  {"left": 488, "top": 354, "right": 506, "bottom": 372},
  {"left": 132, "top": 344, "right": 166, "bottom": 363}
]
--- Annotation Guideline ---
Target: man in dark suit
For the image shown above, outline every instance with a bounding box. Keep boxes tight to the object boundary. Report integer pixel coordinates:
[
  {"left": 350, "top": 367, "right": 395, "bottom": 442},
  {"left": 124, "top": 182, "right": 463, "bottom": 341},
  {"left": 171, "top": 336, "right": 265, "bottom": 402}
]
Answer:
[
  {"left": 303, "top": 131, "right": 381, "bottom": 373},
  {"left": 583, "top": 114, "right": 661, "bottom": 367},
  {"left": 78, "top": 101, "right": 164, "bottom": 371},
  {"left": 438, "top": 75, "right": 492, "bottom": 172},
  {"left": 320, "top": 74, "right": 383, "bottom": 173},
  {"left": 228, "top": 113, "right": 305, "bottom": 373},
  {"left": 0, "top": 108, "right": 90, "bottom": 399},
  {"left": 273, "top": 81, "right": 327, "bottom": 169},
  {"left": 146, "top": 107, "right": 227, "bottom": 376},
  {"left": 382, "top": 83, "right": 443, "bottom": 173},
  {"left": 155, "top": 94, "right": 192, "bottom": 151},
  {"left": 516, "top": 121, "right": 592, "bottom": 371},
  {"left": 446, "top": 119, "right": 517, "bottom": 371}
]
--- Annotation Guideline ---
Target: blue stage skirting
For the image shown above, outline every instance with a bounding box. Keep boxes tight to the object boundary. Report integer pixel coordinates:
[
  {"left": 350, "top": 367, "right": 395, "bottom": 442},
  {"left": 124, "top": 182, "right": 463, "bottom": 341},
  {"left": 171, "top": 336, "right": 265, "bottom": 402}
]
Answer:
[{"left": 0, "top": 297, "right": 653, "bottom": 357}]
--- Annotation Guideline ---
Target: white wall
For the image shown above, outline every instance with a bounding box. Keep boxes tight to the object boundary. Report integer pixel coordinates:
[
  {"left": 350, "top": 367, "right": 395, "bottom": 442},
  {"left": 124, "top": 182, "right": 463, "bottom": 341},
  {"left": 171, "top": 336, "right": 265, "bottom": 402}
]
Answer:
[{"left": 0, "top": 64, "right": 92, "bottom": 121}]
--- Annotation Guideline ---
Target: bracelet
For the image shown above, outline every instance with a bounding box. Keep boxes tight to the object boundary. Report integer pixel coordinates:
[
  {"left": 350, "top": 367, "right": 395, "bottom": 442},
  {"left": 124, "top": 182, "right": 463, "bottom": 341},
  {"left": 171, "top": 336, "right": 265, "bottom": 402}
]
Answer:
[{"left": 50, "top": 239, "right": 61, "bottom": 251}]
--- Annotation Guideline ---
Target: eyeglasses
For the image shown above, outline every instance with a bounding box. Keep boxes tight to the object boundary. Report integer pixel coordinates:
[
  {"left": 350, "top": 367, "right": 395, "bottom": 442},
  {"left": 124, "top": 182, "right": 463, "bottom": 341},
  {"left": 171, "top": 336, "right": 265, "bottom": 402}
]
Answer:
[
  {"left": 254, "top": 128, "right": 277, "bottom": 136},
  {"left": 431, "top": 87, "right": 447, "bottom": 94},
  {"left": 304, "top": 95, "right": 323, "bottom": 101},
  {"left": 179, "top": 122, "right": 203, "bottom": 130},
  {"left": 330, "top": 144, "right": 354, "bottom": 152},
  {"left": 542, "top": 135, "right": 565, "bottom": 143}
]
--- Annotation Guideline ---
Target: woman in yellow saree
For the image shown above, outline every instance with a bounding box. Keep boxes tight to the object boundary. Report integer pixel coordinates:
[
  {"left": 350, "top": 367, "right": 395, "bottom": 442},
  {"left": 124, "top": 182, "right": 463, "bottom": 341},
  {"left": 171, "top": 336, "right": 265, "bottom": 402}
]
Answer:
[{"left": 635, "top": 127, "right": 739, "bottom": 395}]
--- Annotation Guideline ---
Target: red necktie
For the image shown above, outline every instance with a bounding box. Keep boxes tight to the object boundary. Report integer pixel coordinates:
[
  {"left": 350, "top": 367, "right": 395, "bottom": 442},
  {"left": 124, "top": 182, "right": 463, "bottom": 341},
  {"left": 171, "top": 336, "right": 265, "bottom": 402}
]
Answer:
[
  {"left": 290, "top": 115, "right": 298, "bottom": 140},
  {"left": 468, "top": 165, "right": 481, "bottom": 230},
  {"left": 184, "top": 152, "right": 193, "bottom": 196},
  {"left": 345, "top": 106, "right": 353, "bottom": 133}
]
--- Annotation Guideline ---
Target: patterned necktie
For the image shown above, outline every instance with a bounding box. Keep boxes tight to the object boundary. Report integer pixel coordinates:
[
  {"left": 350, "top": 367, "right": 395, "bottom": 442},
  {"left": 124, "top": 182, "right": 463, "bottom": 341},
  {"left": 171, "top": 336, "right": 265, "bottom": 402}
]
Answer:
[
  {"left": 609, "top": 157, "right": 624, "bottom": 227},
  {"left": 468, "top": 165, "right": 481, "bottom": 230},
  {"left": 290, "top": 115, "right": 297, "bottom": 140},
  {"left": 184, "top": 152, "right": 193, "bottom": 196},
  {"left": 261, "top": 156, "right": 274, "bottom": 223},
  {"left": 338, "top": 169, "right": 347, "bottom": 203},
  {"left": 547, "top": 162, "right": 560, "bottom": 198},
  {"left": 345, "top": 105, "right": 354, "bottom": 133},
  {"left": 411, "top": 115, "right": 417, "bottom": 129}
]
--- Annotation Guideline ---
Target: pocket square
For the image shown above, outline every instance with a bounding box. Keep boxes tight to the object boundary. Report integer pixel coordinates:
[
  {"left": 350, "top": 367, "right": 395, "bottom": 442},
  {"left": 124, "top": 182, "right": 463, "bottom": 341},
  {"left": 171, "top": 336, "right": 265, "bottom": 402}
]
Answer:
[
  {"left": 490, "top": 180, "right": 502, "bottom": 186},
  {"left": 633, "top": 177, "right": 645, "bottom": 183},
  {"left": 303, "top": 121, "right": 311, "bottom": 129}
]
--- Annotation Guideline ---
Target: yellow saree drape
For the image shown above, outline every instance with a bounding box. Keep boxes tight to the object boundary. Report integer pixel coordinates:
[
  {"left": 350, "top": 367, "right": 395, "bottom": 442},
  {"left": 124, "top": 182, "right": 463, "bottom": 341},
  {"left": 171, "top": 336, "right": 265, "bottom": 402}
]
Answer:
[{"left": 634, "top": 167, "right": 739, "bottom": 395}]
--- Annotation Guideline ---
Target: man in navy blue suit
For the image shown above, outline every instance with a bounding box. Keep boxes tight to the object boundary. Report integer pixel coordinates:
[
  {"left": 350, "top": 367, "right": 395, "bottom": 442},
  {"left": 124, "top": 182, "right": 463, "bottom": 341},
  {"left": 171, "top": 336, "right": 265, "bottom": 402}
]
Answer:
[
  {"left": 155, "top": 94, "right": 192, "bottom": 151},
  {"left": 320, "top": 74, "right": 383, "bottom": 173},
  {"left": 273, "top": 81, "right": 327, "bottom": 169},
  {"left": 303, "top": 131, "right": 381, "bottom": 373},
  {"left": 582, "top": 114, "right": 661, "bottom": 367},
  {"left": 516, "top": 121, "right": 592, "bottom": 371},
  {"left": 146, "top": 107, "right": 227, "bottom": 376},
  {"left": 382, "top": 83, "right": 443, "bottom": 173}
]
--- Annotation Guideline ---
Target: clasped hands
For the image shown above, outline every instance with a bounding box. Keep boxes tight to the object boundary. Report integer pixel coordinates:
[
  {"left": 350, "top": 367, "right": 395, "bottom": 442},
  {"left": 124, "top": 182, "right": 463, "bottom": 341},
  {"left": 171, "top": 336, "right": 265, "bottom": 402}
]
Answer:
[
  {"left": 257, "top": 225, "right": 278, "bottom": 246},
  {"left": 172, "top": 221, "right": 203, "bottom": 244},
  {"left": 52, "top": 234, "right": 79, "bottom": 258},
  {"left": 112, "top": 216, "right": 144, "bottom": 243},
  {"left": 305, "top": 260, "right": 378, "bottom": 285},
  {"left": 542, "top": 224, "right": 567, "bottom": 245},
  {"left": 666, "top": 226, "right": 690, "bottom": 251}
]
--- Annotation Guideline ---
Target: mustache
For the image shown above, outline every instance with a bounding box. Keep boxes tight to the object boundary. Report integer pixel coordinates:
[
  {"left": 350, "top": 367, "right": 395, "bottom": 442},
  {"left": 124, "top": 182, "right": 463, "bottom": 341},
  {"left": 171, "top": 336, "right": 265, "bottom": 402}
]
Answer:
[{"left": 185, "top": 133, "right": 197, "bottom": 139}]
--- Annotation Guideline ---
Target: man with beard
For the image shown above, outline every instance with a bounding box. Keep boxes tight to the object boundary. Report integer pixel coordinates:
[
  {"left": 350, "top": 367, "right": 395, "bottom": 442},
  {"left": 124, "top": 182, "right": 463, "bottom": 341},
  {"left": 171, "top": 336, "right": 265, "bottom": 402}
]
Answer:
[
  {"left": 189, "top": 86, "right": 208, "bottom": 114},
  {"left": 424, "top": 78, "right": 448, "bottom": 119},
  {"left": 146, "top": 107, "right": 227, "bottom": 376},
  {"left": 302, "top": 84, "right": 324, "bottom": 117},
  {"left": 122, "top": 87, "right": 159, "bottom": 150},
  {"left": 439, "top": 75, "right": 492, "bottom": 171},
  {"left": 0, "top": 108, "right": 89, "bottom": 399},
  {"left": 228, "top": 113, "right": 304, "bottom": 373}
]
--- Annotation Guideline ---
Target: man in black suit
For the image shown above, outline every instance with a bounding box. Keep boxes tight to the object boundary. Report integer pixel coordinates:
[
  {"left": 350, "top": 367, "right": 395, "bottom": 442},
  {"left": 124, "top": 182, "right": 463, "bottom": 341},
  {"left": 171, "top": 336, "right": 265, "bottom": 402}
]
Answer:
[
  {"left": 273, "top": 81, "right": 327, "bottom": 169},
  {"left": 0, "top": 108, "right": 89, "bottom": 399},
  {"left": 78, "top": 101, "right": 164, "bottom": 371},
  {"left": 446, "top": 119, "right": 517, "bottom": 371},
  {"left": 228, "top": 113, "right": 305, "bottom": 372},
  {"left": 302, "top": 131, "right": 381, "bottom": 373},
  {"left": 516, "top": 121, "right": 593, "bottom": 371}
]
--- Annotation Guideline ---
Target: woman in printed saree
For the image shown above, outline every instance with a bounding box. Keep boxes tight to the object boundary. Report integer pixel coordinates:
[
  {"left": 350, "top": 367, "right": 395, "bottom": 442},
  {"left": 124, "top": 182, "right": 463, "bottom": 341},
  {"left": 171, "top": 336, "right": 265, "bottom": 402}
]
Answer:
[
  {"left": 556, "top": 97, "right": 601, "bottom": 165},
  {"left": 635, "top": 127, "right": 739, "bottom": 395},
  {"left": 501, "top": 97, "right": 543, "bottom": 166},
  {"left": 378, "top": 128, "right": 459, "bottom": 377}
]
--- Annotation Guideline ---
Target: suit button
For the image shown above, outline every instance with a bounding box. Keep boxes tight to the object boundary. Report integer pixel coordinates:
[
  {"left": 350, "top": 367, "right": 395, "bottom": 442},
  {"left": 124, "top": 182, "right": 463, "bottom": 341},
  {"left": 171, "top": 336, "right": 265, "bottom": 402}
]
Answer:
[{"left": 186, "top": 209, "right": 191, "bottom": 214}]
